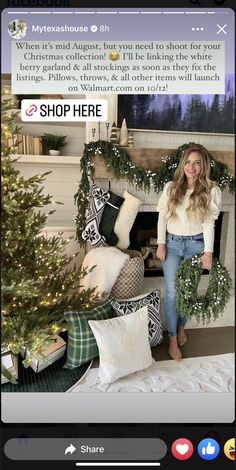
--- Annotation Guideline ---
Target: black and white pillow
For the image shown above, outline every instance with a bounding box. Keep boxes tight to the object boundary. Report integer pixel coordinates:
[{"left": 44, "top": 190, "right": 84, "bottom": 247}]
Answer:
[
  {"left": 82, "top": 184, "right": 110, "bottom": 247},
  {"left": 111, "top": 289, "right": 162, "bottom": 347}
]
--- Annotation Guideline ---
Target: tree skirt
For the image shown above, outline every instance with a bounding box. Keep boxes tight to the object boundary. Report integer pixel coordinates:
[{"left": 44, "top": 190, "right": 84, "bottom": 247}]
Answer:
[
  {"left": 68, "top": 353, "right": 234, "bottom": 393},
  {"left": 2, "top": 356, "right": 93, "bottom": 392}
]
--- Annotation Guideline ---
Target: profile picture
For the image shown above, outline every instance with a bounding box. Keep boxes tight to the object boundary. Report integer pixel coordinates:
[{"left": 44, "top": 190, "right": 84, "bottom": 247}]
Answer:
[{"left": 8, "top": 19, "right": 28, "bottom": 39}]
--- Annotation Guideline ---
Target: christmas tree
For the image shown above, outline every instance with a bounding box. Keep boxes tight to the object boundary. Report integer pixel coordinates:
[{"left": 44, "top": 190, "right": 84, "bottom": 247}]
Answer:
[{"left": 1, "top": 100, "right": 98, "bottom": 382}]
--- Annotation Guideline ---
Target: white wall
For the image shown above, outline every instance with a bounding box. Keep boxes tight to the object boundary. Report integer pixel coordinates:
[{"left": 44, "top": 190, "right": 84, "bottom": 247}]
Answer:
[
  {"left": 14, "top": 155, "right": 82, "bottom": 226},
  {"left": 13, "top": 155, "right": 85, "bottom": 266}
]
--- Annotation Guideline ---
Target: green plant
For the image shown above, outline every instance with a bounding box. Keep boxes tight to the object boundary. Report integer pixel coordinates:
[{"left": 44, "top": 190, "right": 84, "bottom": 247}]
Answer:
[
  {"left": 42, "top": 133, "right": 67, "bottom": 153},
  {"left": 175, "top": 254, "right": 232, "bottom": 323}
]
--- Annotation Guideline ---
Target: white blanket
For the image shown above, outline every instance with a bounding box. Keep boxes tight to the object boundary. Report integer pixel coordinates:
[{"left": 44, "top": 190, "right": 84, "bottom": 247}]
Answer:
[
  {"left": 68, "top": 353, "right": 234, "bottom": 393},
  {"left": 80, "top": 247, "right": 129, "bottom": 297}
]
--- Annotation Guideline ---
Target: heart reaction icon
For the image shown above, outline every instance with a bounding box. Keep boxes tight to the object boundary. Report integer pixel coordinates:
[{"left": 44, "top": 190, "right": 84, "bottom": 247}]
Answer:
[{"left": 171, "top": 438, "right": 194, "bottom": 460}]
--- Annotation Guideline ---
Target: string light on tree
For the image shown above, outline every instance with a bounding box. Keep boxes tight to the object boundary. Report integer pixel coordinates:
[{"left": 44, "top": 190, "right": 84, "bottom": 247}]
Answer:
[{"left": 1, "top": 99, "right": 99, "bottom": 383}]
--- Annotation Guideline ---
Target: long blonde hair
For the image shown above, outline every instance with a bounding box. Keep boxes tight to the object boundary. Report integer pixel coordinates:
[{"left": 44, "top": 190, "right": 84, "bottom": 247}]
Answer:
[{"left": 167, "top": 145, "right": 214, "bottom": 223}]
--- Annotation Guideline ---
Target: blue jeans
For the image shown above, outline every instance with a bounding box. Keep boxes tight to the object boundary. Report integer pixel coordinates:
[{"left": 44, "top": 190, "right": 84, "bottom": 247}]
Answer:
[{"left": 162, "top": 232, "right": 204, "bottom": 336}]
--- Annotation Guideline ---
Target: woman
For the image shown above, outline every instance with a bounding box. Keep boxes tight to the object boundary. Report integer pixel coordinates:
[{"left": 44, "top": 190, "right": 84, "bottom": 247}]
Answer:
[{"left": 156, "top": 145, "right": 221, "bottom": 361}]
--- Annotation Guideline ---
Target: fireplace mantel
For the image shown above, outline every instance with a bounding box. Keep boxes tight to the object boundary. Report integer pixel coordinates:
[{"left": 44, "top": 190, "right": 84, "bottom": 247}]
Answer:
[
  {"left": 94, "top": 148, "right": 234, "bottom": 328},
  {"left": 94, "top": 147, "right": 234, "bottom": 179}
]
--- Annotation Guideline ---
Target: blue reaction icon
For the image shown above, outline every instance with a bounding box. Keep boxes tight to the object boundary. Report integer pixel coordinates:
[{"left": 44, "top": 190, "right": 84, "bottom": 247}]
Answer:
[{"left": 198, "top": 438, "right": 220, "bottom": 460}]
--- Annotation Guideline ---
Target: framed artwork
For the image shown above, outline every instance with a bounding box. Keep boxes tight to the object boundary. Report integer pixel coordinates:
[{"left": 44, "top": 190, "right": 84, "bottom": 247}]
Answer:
[{"left": 118, "top": 73, "right": 234, "bottom": 134}]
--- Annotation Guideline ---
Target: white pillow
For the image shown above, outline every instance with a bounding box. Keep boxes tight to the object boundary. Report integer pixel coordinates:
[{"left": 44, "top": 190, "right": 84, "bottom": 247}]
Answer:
[
  {"left": 114, "top": 190, "right": 142, "bottom": 249},
  {"left": 88, "top": 306, "right": 153, "bottom": 384}
]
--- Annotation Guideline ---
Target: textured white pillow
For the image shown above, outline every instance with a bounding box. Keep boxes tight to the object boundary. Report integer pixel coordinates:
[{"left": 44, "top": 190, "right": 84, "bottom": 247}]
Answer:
[
  {"left": 114, "top": 190, "right": 142, "bottom": 249},
  {"left": 88, "top": 306, "right": 153, "bottom": 384}
]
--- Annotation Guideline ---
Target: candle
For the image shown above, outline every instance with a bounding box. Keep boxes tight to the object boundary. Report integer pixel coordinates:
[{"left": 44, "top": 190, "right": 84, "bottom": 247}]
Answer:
[
  {"left": 106, "top": 122, "right": 110, "bottom": 141},
  {"left": 98, "top": 122, "right": 101, "bottom": 141}
]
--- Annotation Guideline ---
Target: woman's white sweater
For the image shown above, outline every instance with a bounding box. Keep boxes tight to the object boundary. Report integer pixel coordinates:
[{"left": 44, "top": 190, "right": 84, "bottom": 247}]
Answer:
[{"left": 156, "top": 182, "right": 222, "bottom": 252}]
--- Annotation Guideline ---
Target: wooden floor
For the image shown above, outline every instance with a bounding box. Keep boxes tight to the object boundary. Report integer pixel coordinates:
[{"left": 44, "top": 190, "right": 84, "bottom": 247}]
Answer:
[
  {"left": 151, "top": 326, "right": 235, "bottom": 361},
  {"left": 91, "top": 327, "right": 234, "bottom": 368}
]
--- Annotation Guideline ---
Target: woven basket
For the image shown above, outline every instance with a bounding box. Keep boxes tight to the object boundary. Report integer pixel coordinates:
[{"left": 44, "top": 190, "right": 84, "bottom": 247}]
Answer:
[{"left": 111, "top": 249, "right": 144, "bottom": 299}]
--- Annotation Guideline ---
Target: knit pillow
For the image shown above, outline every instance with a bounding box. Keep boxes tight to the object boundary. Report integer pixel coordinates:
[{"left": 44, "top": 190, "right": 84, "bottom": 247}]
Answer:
[
  {"left": 64, "top": 298, "right": 114, "bottom": 369},
  {"left": 82, "top": 184, "right": 110, "bottom": 247},
  {"left": 99, "top": 191, "right": 124, "bottom": 246},
  {"left": 111, "top": 289, "right": 163, "bottom": 347},
  {"left": 114, "top": 190, "right": 142, "bottom": 249},
  {"left": 88, "top": 306, "right": 153, "bottom": 384}
]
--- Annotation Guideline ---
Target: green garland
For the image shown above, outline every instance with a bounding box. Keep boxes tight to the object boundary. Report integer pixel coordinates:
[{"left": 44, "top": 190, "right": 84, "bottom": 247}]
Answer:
[
  {"left": 175, "top": 254, "right": 232, "bottom": 323},
  {"left": 74, "top": 140, "right": 235, "bottom": 246}
]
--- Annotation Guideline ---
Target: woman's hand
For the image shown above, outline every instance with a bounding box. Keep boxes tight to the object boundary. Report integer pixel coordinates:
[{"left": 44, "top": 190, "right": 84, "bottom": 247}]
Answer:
[
  {"left": 156, "top": 244, "right": 166, "bottom": 262},
  {"left": 200, "top": 252, "right": 213, "bottom": 270}
]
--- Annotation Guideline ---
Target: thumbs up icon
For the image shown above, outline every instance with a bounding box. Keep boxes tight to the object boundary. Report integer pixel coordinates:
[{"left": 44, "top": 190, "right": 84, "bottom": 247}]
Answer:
[
  {"left": 202, "top": 442, "right": 215, "bottom": 455},
  {"left": 198, "top": 438, "right": 220, "bottom": 460}
]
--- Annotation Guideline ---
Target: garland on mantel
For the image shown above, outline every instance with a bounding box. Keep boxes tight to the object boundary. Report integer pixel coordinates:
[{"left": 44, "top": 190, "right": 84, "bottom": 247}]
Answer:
[{"left": 74, "top": 140, "right": 235, "bottom": 246}]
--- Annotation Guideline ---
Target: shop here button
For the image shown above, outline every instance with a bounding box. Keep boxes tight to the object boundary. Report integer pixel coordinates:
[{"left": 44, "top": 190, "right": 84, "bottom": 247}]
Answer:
[
  {"left": 21, "top": 99, "right": 108, "bottom": 122},
  {"left": 5, "top": 438, "right": 167, "bottom": 462}
]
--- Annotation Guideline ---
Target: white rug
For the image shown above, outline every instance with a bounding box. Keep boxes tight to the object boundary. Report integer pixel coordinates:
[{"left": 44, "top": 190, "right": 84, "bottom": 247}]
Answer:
[{"left": 68, "top": 353, "right": 234, "bottom": 393}]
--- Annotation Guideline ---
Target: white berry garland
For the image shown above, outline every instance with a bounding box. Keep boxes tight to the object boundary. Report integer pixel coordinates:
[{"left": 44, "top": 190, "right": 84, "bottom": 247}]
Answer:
[
  {"left": 175, "top": 254, "right": 232, "bottom": 323},
  {"left": 74, "top": 140, "right": 235, "bottom": 246}
]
